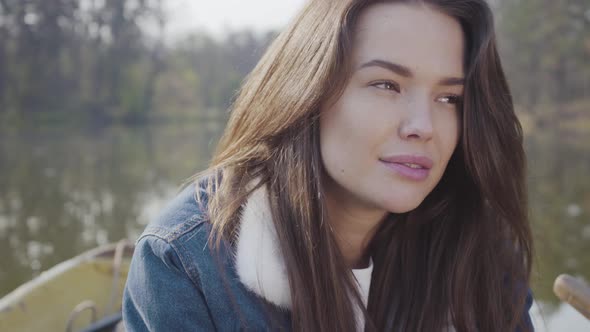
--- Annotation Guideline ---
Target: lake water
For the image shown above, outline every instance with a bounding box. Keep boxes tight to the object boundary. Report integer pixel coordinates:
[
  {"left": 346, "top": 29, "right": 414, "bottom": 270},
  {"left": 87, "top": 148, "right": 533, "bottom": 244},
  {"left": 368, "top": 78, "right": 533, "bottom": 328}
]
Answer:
[{"left": 0, "top": 122, "right": 588, "bottom": 330}]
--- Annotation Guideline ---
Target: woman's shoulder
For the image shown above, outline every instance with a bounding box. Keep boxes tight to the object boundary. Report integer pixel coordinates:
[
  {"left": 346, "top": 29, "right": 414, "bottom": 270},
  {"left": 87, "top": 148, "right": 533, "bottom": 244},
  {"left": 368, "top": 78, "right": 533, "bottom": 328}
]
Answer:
[
  {"left": 140, "top": 182, "right": 211, "bottom": 244},
  {"left": 131, "top": 181, "right": 234, "bottom": 291},
  {"left": 133, "top": 181, "right": 225, "bottom": 282}
]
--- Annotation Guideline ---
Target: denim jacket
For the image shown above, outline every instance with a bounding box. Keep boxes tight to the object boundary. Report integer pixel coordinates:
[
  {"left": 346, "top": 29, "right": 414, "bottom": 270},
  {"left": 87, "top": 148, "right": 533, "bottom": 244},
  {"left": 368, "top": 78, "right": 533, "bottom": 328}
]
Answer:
[
  {"left": 123, "top": 183, "right": 292, "bottom": 331},
  {"left": 122, "top": 183, "right": 534, "bottom": 331}
]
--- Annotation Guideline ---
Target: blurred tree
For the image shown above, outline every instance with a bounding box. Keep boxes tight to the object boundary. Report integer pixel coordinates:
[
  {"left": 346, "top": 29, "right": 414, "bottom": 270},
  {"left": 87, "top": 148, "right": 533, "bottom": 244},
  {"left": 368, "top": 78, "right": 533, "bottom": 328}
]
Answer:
[
  {"left": 150, "top": 30, "right": 276, "bottom": 120},
  {"left": 497, "top": 0, "right": 590, "bottom": 114},
  {"left": 0, "top": 0, "right": 276, "bottom": 125},
  {"left": 2, "top": 0, "right": 586, "bottom": 126},
  {"left": 0, "top": 0, "right": 164, "bottom": 123},
  {"left": 176, "top": 30, "right": 276, "bottom": 110},
  {"left": 151, "top": 52, "right": 204, "bottom": 119}
]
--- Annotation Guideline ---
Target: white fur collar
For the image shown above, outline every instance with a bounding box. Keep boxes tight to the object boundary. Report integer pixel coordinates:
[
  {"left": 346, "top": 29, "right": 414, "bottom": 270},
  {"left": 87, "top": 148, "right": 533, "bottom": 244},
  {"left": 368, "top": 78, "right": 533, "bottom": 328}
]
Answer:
[
  {"left": 234, "top": 185, "right": 292, "bottom": 308},
  {"left": 234, "top": 185, "right": 374, "bottom": 314}
]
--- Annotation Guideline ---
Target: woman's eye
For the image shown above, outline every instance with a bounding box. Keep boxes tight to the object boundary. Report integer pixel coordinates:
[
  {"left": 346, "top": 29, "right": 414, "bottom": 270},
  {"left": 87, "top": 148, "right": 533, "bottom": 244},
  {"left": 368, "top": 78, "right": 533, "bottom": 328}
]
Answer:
[
  {"left": 437, "top": 95, "right": 463, "bottom": 105},
  {"left": 371, "top": 81, "right": 400, "bottom": 93}
]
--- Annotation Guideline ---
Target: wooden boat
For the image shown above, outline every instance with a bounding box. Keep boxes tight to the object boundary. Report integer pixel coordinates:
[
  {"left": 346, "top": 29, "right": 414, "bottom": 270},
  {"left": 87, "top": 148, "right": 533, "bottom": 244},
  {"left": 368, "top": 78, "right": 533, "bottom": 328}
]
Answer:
[
  {"left": 6, "top": 240, "right": 587, "bottom": 331},
  {"left": 0, "top": 240, "right": 134, "bottom": 332}
]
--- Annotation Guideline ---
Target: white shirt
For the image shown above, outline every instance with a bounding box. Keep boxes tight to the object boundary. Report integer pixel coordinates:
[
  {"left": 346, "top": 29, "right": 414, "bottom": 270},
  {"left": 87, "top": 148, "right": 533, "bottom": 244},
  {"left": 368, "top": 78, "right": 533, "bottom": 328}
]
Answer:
[{"left": 352, "top": 258, "right": 374, "bottom": 331}]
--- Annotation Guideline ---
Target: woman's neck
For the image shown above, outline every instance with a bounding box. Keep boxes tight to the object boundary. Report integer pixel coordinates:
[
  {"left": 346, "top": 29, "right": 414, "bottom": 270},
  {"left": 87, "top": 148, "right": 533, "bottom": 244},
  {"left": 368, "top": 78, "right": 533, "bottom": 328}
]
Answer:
[{"left": 324, "top": 189, "right": 388, "bottom": 269}]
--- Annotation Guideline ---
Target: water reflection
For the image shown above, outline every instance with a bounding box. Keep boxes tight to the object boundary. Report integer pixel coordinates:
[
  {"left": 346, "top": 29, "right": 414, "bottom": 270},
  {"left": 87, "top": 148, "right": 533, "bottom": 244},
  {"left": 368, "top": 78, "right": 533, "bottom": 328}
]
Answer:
[
  {"left": 526, "top": 128, "right": 590, "bottom": 315},
  {"left": 0, "top": 123, "right": 222, "bottom": 296},
  {"left": 0, "top": 122, "right": 588, "bottom": 329}
]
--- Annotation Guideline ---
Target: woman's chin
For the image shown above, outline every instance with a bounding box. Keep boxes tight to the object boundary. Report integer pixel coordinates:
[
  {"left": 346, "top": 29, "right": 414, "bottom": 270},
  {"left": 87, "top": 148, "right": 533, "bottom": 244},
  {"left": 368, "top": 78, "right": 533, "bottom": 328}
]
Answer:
[{"left": 381, "top": 194, "right": 426, "bottom": 214}]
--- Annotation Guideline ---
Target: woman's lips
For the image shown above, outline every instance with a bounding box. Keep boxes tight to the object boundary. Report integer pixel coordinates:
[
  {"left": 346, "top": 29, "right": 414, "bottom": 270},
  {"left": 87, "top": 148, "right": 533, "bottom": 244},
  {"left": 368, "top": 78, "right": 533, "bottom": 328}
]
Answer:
[{"left": 379, "top": 155, "right": 433, "bottom": 181}]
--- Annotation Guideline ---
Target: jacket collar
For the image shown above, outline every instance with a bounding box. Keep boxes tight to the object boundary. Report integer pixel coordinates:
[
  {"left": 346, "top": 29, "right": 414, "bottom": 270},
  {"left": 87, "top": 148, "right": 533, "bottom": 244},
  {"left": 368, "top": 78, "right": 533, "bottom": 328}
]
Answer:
[{"left": 234, "top": 185, "right": 292, "bottom": 308}]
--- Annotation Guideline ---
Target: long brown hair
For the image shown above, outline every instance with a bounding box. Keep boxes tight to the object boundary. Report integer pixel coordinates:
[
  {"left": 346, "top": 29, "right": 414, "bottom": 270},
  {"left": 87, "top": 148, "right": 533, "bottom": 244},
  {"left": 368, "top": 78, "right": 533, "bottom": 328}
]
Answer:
[{"left": 197, "top": 0, "right": 533, "bottom": 331}]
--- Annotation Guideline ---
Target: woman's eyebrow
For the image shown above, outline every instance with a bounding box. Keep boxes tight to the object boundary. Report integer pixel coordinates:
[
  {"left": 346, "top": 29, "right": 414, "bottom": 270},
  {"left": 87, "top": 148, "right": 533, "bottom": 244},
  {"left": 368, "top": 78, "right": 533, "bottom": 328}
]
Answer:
[
  {"left": 359, "top": 59, "right": 413, "bottom": 77},
  {"left": 358, "top": 59, "right": 465, "bottom": 86}
]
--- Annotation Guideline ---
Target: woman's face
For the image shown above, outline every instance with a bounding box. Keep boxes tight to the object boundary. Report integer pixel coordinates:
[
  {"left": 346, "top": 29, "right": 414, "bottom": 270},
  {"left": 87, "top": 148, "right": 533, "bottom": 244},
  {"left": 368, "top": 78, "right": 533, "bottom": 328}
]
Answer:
[{"left": 320, "top": 3, "right": 464, "bottom": 216}]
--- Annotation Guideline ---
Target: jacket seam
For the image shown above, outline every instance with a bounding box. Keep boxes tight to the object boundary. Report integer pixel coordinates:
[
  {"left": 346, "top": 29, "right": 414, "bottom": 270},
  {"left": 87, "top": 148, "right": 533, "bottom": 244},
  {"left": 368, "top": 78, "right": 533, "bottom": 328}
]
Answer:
[
  {"left": 170, "top": 236, "right": 219, "bottom": 331},
  {"left": 138, "top": 213, "right": 205, "bottom": 243}
]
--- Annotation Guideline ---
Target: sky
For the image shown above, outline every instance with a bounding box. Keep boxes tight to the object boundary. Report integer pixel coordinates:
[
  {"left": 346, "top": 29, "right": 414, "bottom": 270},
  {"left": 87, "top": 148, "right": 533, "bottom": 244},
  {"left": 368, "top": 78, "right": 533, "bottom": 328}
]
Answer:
[{"left": 163, "top": 0, "right": 308, "bottom": 39}]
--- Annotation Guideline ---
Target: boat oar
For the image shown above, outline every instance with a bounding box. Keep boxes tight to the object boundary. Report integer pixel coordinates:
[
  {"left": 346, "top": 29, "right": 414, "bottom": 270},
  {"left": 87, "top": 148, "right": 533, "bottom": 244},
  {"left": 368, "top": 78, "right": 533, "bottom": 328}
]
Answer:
[{"left": 553, "top": 274, "right": 590, "bottom": 320}]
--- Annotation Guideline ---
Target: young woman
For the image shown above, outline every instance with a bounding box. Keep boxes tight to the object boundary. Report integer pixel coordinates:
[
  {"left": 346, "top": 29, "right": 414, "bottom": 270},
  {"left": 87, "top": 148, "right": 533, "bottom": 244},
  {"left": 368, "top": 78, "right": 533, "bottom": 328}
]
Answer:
[{"left": 123, "top": 0, "right": 534, "bottom": 331}]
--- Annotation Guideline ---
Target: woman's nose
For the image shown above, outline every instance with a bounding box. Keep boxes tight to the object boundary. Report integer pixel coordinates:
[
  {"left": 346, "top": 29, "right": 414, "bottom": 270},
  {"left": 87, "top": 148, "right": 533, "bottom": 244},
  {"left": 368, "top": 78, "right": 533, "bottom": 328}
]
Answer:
[{"left": 398, "top": 98, "right": 434, "bottom": 141}]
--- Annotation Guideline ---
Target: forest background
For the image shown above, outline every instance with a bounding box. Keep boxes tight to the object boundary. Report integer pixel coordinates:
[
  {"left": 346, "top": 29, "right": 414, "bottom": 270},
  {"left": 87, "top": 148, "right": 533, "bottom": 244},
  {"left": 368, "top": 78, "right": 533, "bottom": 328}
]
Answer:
[{"left": 0, "top": 0, "right": 586, "bottom": 127}]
